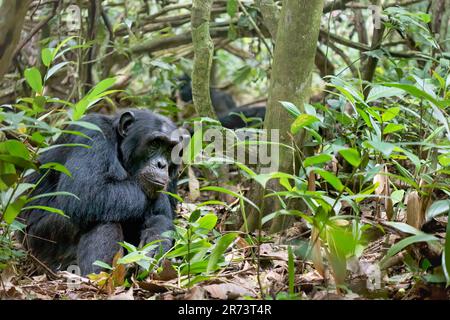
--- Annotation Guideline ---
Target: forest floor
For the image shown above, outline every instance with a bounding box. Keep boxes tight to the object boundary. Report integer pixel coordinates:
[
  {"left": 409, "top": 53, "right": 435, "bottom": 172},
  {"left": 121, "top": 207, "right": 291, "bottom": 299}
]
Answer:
[
  {"left": 1, "top": 184, "right": 449, "bottom": 300},
  {"left": 2, "top": 212, "right": 449, "bottom": 300}
]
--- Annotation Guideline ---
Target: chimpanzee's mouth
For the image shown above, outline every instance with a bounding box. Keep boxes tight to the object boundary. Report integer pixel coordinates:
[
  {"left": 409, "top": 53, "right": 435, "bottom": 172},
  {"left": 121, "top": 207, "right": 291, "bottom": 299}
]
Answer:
[{"left": 151, "top": 180, "right": 167, "bottom": 188}]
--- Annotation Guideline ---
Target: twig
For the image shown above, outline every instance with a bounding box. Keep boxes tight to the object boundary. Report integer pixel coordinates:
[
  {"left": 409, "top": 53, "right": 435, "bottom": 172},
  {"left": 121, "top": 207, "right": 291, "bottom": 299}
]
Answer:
[{"left": 12, "top": 0, "right": 60, "bottom": 59}]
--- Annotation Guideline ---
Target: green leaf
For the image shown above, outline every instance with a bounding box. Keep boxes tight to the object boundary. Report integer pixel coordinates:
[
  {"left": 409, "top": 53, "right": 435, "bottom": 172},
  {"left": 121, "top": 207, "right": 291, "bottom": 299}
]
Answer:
[
  {"left": 291, "top": 114, "right": 319, "bottom": 135},
  {"left": 383, "top": 82, "right": 446, "bottom": 108},
  {"left": 93, "top": 260, "right": 113, "bottom": 270},
  {"left": 384, "top": 221, "right": 423, "bottom": 235},
  {"left": 161, "top": 191, "right": 183, "bottom": 203},
  {"left": 279, "top": 101, "right": 301, "bottom": 118},
  {"left": 207, "top": 233, "right": 238, "bottom": 273},
  {"left": 64, "top": 120, "right": 103, "bottom": 132},
  {"left": 40, "top": 162, "right": 72, "bottom": 177},
  {"left": 117, "top": 251, "right": 148, "bottom": 264},
  {"left": 382, "top": 107, "right": 400, "bottom": 122},
  {"left": 28, "top": 191, "right": 79, "bottom": 202},
  {"left": 385, "top": 233, "right": 438, "bottom": 260},
  {"left": 3, "top": 196, "right": 27, "bottom": 224},
  {"left": 426, "top": 200, "right": 450, "bottom": 221},
  {"left": 21, "top": 205, "right": 67, "bottom": 216},
  {"left": 314, "top": 169, "right": 344, "bottom": 192},
  {"left": 227, "top": 0, "right": 238, "bottom": 17},
  {"left": 196, "top": 214, "right": 218, "bottom": 231},
  {"left": 338, "top": 148, "right": 361, "bottom": 167},
  {"left": 24, "top": 67, "right": 43, "bottom": 93},
  {"left": 41, "top": 48, "right": 54, "bottom": 67},
  {"left": 363, "top": 140, "right": 396, "bottom": 158},
  {"left": 366, "top": 86, "right": 405, "bottom": 103},
  {"left": 44, "top": 61, "right": 70, "bottom": 81},
  {"left": 303, "top": 154, "right": 332, "bottom": 168},
  {"left": 383, "top": 123, "right": 405, "bottom": 135},
  {"left": 0, "top": 140, "right": 30, "bottom": 159}
]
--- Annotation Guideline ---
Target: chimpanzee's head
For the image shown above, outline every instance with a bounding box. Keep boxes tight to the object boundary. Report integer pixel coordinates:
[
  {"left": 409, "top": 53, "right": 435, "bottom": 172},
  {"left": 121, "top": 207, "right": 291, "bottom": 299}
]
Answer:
[{"left": 115, "top": 109, "right": 181, "bottom": 198}]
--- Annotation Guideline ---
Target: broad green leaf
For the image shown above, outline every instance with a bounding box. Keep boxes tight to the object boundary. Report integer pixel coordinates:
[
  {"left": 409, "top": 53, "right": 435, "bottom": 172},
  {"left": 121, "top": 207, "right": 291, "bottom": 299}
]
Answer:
[
  {"left": 314, "top": 169, "right": 344, "bottom": 192},
  {"left": 207, "top": 233, "right": 238, "bottom": 273},
  {"left": 3, "top": 196, "right": 27, "bottom": 224},
  {"left": 366, "top": 86, "right": 405, "bottom": 103},
  {"left": 363, "top": 140, "right": 396, "bottom": 158},
  {"left": 0, "top": 140, "right": 30, "bottom": 159},
  {"left": 426, "top": 200, "right": 450, "bottom": 221},
  {"left": 385, "top": 221, "right": 423, "bottom": 235},
  {"left": 227, "top": 0, "right": 238, "bottom": 17},
  {"left": 382, "top": 107, "right": 400, "bottom": 122},
  {"left": 291, "top": 114, "right": 319, "bottom": 135},
  {"left": 338, "top": 148, "right": 361, "bottom": 167},
  {"left": 24, "top": 67, "right": 43, "bottom": 93},
  {"left": 303, "top": 154, "right": 332, "bottom": 168},
  {"left": 383, "top": 123, "right": 405, "bottom": 135},
  {"left": 385, "top": 233, "right": 438, "bottom": 259},
  {"left": 41, "top": 48, "right": 54, "bottom": 67},
  {"left": 117, "top": 251, "right": 148, "bottom": 264},
  {"left": 196, "top": 214, "right": 218, "bottom": 231},
  {"left": 279, "top": 101, "right": 301, "bottom": 118}
]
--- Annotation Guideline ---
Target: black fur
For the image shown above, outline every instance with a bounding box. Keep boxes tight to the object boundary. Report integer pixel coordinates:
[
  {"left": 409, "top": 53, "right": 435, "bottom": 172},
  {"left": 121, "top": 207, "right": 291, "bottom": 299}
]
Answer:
[
  {"left": 178, "top": 75, "right": 237, "bottom": 118},
  {"left": 17, "top": 109, "right": 179, "bottom": 275},
  {"left": 219, "top": 106, "right": 266, "bottom": 129}
]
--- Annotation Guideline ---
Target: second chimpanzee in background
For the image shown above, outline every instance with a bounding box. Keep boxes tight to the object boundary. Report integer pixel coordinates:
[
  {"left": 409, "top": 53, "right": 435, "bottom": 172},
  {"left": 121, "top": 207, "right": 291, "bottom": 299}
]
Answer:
[
  {"left": 177, "top": 74, "right": 267, "bottom": 129},
  {"left": 17, "top": 109, "right": 182, "bottom": 275}
]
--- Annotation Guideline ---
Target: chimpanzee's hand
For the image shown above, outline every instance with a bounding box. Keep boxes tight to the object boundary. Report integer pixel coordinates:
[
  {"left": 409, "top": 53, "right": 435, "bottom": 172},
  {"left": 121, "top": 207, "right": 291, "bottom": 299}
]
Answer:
[{"left": 139, "top": 228, "right": 173, "bottom": 257}]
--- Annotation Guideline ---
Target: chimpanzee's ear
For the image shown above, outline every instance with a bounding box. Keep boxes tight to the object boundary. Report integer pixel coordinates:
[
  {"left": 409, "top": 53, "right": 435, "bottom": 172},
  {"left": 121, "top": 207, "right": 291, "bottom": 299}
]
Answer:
[{"left": 118, "top": 111, "right": 135, "bottom": 138}]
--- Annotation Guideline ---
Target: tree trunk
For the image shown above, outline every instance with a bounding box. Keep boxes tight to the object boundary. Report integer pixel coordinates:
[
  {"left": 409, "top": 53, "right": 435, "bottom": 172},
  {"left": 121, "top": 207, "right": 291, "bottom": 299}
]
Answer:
[
  {"left": 431, "top": 0, "right": 450, "bottom": 51},
  {"left": 191, "top": 0, "right": 216, "bottom": 119},
  {"left": 0, "top": 0, "right": 32, "bottom": 80},
  {"left": 246, "top": 0, "right": 325, "bottom": 233}
]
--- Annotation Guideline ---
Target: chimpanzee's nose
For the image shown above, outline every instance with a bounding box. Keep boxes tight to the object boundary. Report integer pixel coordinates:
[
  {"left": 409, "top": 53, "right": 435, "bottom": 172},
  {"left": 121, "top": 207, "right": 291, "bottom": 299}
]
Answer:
[{"left": 157, "top": 160, "right": 167, "bottom": 169}]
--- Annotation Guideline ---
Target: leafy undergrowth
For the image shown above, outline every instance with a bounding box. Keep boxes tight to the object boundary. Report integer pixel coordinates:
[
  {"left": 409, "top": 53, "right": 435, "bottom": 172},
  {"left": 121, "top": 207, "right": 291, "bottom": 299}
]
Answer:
[{"left": 2, "top": 198, "right": 448, "bottom": 301}]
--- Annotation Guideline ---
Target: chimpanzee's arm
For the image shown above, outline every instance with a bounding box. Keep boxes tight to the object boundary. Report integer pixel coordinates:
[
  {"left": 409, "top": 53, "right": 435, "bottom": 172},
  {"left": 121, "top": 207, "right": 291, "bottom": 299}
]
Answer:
[
  {"left": 52, "top": 131, "right": 149, "bottom": 227},
  {"left": 139, "top": 193, "right": 174, "bottom": 253}
]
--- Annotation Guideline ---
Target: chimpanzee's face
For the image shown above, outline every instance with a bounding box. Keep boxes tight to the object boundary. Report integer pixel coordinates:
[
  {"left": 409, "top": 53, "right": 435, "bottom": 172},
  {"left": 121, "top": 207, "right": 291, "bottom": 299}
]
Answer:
[{"left": 116, "top": 110, "right": 180, "bottom": 198}]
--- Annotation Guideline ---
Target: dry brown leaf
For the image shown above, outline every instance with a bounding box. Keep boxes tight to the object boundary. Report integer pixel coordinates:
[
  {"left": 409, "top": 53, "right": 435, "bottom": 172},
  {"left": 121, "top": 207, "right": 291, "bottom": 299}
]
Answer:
[
  {"left": 112, "top": 250, "right": 126, "bottom": 286},
  {"left": 154, "top": 259, "right": 178, "bottom": 281},
  {"left": 204, "top": 283, "right": 251, "bottom": 300},
  {"left": 406, "top": 191, "right": 424, "bottom": 229},
  {"left": 310, "top": 227, "right": 325, "bottom": 277},
  {"left": 108, "top": 288, "right": 134, "bottom": 300},
  {"left": 184, "top": 286, "right": 206, "bottom": 300}
]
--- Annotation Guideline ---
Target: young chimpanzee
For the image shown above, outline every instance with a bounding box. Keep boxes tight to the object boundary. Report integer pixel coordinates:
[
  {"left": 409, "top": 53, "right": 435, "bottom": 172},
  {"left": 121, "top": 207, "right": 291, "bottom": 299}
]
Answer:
[{"left": 17, "top": 109, "right": 182, "bottom": 275}]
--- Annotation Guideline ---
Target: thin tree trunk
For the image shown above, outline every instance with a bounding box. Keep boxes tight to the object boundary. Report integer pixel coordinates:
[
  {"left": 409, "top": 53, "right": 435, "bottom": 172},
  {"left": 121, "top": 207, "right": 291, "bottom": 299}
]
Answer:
[
  {"left": 246, "top": 0, "right": 325, "bottom": 233},
  {"left": 191, "top": 0, "right": 216, "bottom": 119},
  {"left": 0, "top": 0, "right": 32, "bottom": 80}
]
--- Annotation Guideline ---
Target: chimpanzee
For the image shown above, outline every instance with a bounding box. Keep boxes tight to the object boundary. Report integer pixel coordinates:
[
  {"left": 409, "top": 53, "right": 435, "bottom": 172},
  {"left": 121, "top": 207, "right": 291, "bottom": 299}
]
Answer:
[
  {"left": 17, "top": 109, "right": 182, "bottom": 275},
  {"left": 177, "top": 74, "right": 237, "bottom": 118},
  {"left": 219, "top": 106, "right": 266, "bottom": 129}
]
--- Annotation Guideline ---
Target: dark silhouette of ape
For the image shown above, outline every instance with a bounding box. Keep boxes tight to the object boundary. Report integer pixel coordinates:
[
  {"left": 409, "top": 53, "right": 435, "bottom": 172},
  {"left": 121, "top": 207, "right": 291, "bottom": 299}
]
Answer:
[
  {"left": 219, "top": 106, "right": 266, "bottom": 129},
  {"left": 17, "top": 109, "right": 181, "bottom": 275},
  {"left": 178, "top": 75, "right": 237, "bottom": 118}
]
